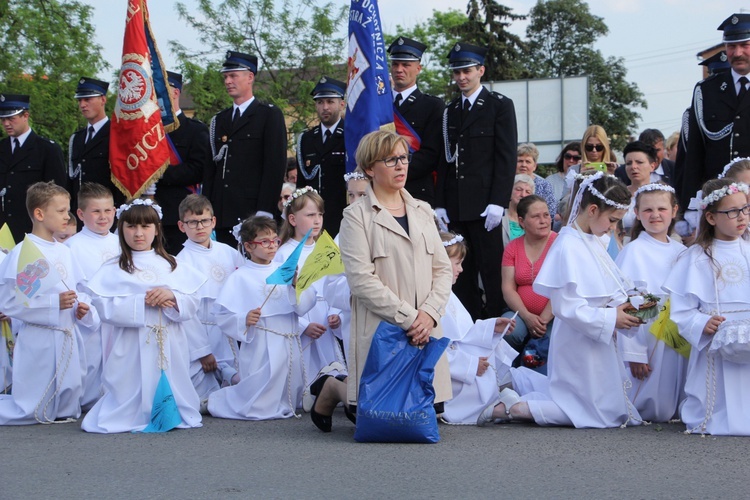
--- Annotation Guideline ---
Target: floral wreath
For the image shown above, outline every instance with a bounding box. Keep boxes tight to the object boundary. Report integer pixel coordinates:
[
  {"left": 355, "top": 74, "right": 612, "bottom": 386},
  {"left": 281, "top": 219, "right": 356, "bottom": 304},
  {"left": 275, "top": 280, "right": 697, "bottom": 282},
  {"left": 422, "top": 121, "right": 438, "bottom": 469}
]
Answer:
[
  {"left": 116, "top": 198, "right": 163, "bottom": 220},
  {"left": 442, "top": 234, "right": 464, "bottom": 247},
  {"left": 718, "top": 157, "right": 750, "bottom": 179},
  {"left": 231, "top": 218, "right": 243, "bottom": 245},
  {"left": 283, "top": 186, "right": 317, "bottom": 209},
  {"left": 633, "top": 183, "right": 675, "bottom": 198},
  {"left": 343, "top": 171, "right": 368, "bottom": 182},
  {"left": 699, "top": 182, "right": 749, "bottom": 211}
]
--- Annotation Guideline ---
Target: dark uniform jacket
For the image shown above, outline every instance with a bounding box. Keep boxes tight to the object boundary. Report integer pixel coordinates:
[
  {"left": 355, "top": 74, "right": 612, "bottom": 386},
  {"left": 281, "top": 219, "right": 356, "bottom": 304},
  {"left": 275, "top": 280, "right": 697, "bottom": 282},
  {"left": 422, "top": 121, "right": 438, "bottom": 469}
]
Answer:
[
  {"left": 436, "top": 86, "right": 518, "bottom": 222},
  {"left": 0, "top": 131, "right": 67, "bottom": 239},
  {"left": 682, "top": 71, "right": 750, "bottom": 206},
  {"left": 68, "top": 120, "right": 125, "bottom": 210},
  {"left": 297, "top": 120, "right": 346, "bottom": 236},
  {"left": 157, "top": 113, "right": 211, "bottom": 227},
  {"left": 205, "top": 99, "right": 287, "bottom": 228},
  {"left": 397, "top": 89, "right": 444, "bottom": 207}
]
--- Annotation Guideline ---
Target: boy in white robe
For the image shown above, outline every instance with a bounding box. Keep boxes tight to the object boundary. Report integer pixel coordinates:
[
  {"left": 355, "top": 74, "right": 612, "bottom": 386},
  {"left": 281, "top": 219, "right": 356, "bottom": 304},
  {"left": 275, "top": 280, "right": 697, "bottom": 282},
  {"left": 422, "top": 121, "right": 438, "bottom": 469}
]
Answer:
[
  {"left": 176, "top": 194, "right": 244, "bottom": 399},
  {"left": 64, "top": 182, "right": 120, "bottom": 409},
  {"left": 0, "top": 182, "right": 95, "bottom": 424},
  {"left": 208, "top": 216, "right": 316, "bottom": 420},
  {"left": 438, "top": 233, "right": 518, "bottom": 425}
]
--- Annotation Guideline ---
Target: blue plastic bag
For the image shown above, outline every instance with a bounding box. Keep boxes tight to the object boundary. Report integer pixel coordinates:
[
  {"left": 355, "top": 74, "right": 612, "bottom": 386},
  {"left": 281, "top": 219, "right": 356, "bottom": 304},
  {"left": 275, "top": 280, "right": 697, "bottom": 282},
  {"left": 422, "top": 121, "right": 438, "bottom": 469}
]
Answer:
[{"left": 354, "top": 321, "right": 449, "bottom": 443}]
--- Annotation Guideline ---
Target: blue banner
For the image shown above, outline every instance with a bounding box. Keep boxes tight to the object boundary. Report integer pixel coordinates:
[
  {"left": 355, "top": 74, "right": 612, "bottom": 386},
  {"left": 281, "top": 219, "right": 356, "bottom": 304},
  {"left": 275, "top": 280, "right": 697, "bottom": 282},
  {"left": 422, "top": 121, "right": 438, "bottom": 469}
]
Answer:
[
  {"left": 266, "top": 229, "right": 313, "bottom": 285},
  {"left": 345, "top": 0, "right": 394, "bottom": 173}
]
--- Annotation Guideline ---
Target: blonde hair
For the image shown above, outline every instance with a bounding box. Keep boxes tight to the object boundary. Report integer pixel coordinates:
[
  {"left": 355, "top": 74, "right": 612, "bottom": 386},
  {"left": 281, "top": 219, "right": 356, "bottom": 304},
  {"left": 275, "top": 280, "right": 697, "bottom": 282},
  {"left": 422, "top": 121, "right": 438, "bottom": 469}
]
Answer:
[
  {"left": 581, "top": 125, "right": 612, "bottom": 164},
  {"left": 280, "top": 190, "right": 325, "bottom": 244},
  {"left": 517, "top": 143, "right": 539, "bottom": 163},
  {"left": 440, "top": 231, "right": 467, "bottom": 260},
  {"left": 354, "top": 130, "right": 410, "bottom": 179}
]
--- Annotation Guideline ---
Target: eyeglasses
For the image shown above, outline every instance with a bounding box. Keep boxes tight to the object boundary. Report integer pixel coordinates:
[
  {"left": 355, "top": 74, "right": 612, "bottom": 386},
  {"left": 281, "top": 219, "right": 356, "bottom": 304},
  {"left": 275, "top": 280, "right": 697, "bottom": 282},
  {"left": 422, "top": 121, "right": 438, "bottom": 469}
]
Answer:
[
  {"left": 585, "top": 144, "right": 605, "bottom": 152},
  {"left": 564, "top": 153, "right": 582, "bottom": 161},
  {"left": 715, "top": 204, "right": 750, "bottom": 219},
  {"left": 249, "top": 238, "right": 282, "bottom": 248},
  {"left": 182, "top": 218, "right": 213, "bottom": 229},
  {"left": 376, "top": 154, "right": 412, "bottom": 167}
]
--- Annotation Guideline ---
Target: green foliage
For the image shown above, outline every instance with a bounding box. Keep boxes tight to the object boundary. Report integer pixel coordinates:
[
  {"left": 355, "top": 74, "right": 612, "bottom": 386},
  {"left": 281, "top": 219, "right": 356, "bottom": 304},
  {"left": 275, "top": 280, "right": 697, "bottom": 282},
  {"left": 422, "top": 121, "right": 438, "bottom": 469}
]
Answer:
[
  {"left": 392, "top": 9, "right": 470, "bottom": 100},
  {"left": 524, "top": 0, "right": 646, "bottom": 149},
  {"left": 458, "top": 0, "right": 528, "bottom": 81},
  {"left": 171, "top": 0, "right": 348, "bottom": 138},
  {"left": 0, "top": 0, "right": 108, "bottom": 146}
]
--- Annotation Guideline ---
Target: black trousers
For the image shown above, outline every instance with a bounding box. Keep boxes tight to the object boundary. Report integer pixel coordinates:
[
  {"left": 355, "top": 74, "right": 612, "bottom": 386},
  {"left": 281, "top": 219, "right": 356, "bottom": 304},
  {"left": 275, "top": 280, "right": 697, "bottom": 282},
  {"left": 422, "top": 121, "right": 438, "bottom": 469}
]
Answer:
[{"left": 449, "top": 219, "right": 506, "bottom": 320}]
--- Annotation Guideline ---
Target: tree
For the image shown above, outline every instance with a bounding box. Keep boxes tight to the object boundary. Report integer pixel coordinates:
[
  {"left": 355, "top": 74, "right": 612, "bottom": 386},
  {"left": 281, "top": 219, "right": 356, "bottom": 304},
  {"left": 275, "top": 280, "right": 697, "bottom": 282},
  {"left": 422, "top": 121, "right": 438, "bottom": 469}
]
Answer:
[
  {"left": 171, "top": 0, "right": 348, "bottom": 139},
  {"left": 524, "top": 0, "right": 646, "bottom": 149},
  {"left": 391, "top": 9, "right": 471, "bottom": 99},
  {"left": 0, "top": 0, "right": 108, "bottom": 147},
  {"left": 458, "top": 0, "right": 528, "bottom": 81}
]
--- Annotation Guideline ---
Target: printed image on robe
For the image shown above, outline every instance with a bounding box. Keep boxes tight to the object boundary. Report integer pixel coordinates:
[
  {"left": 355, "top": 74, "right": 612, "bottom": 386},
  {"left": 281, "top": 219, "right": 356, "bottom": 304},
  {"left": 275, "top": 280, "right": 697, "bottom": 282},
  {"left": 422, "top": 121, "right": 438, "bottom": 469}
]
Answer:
[
  {"left": 15, "top": 236, "right": 63, "bottom": 305},
  {"left": 354, "top": 321, "right": 449, "bottom": 443}
]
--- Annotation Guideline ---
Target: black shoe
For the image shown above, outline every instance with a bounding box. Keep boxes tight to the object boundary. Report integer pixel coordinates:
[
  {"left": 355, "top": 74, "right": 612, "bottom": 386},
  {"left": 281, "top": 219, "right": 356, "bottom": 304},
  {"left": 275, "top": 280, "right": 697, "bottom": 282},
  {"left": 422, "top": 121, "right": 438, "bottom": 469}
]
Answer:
[{"left": 344, "top": 404, "right": 357, "bottom": 425}]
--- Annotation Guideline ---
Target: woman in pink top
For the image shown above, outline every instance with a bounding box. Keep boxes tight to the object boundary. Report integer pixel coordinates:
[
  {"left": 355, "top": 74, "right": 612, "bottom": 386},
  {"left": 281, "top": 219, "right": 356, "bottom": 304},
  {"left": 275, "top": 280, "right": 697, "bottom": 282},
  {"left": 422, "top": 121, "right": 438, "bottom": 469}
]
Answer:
[{"left": 501, "top": 195, "right": 557, "bottom": 369}]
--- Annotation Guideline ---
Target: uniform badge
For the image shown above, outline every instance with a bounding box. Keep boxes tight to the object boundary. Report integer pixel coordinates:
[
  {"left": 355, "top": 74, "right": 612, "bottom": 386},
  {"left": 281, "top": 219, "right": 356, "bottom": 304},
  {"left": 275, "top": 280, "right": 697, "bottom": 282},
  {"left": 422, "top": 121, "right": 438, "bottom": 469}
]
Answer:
[
  {"left": 454, "top": 43, "right": 461, "bottom": 52},
  {"left": 320, "top": 76, "right": 327, "bottom": 83},
  {"left": 221, "top": 135, "right": 228, "bottom": 143},
  {"left": 732, "top": 15, "right": 739, "bottom": 24},
  {"left": 226, "top": 50, "right": 232, "bottom": 59},
  {"left": 398, "top": 37, "right": 404, "bottom": 45},
  {"left": 0, "top": 95, "right": 4, "bottom": 102},
  {"left": 721, "top": 82, "right": 728, "bottom": 91},
  {"left": 79, "top": 78, "right": 86, "bottom": 84}
]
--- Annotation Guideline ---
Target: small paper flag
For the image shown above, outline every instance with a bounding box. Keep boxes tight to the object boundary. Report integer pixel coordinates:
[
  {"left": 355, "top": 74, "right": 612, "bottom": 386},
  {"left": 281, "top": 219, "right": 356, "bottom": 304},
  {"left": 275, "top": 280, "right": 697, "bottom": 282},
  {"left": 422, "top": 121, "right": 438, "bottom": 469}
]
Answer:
[
  {"left": 139, "top": 370, "right": 182, "bottom": 433},
  {"left": 649, "top": 298, "right": 690, "bottom": 359},
  {"left": 15, "top": 236, "right": 62, "bottom": 305},
  {"left": 0, "top": 224, "right": 14, "bottom": 253},
  {"left": 296, "top": 230, "right": 344, "bottom": 302},
  {"left": 265, "top": 228, "right": 312, "bottom": 285}
]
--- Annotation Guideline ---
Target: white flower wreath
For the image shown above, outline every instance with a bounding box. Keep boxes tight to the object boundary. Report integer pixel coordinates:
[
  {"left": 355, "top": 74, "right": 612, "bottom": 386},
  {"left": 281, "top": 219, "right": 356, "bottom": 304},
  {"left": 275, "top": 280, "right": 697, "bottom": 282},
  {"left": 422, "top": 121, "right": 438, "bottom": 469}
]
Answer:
[
  {"left": 442, "top": 234, "right": 464, "bottom": 247},
  {"left": 283, "top": 186, "right": 317, "bottom": 209},
  {"left": 699, "top": 182, "right": 750, "bottom": 211},
  {"left": 633, "top": 183, "right": 675, "bottom": 198},
  {"left": 116, "top": 198, "right": 163, "bottom": 220}
]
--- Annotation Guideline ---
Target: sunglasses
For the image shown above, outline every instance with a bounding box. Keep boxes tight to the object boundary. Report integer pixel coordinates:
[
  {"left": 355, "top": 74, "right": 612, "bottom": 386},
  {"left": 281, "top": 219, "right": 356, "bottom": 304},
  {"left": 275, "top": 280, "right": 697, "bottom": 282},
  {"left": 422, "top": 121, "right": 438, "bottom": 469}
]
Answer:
[
  {"left": 585, "top": 144, "right": 605, "bottom": 152},
  {"left": 564, "top": 153, "right": 581, "bottom": 161}
]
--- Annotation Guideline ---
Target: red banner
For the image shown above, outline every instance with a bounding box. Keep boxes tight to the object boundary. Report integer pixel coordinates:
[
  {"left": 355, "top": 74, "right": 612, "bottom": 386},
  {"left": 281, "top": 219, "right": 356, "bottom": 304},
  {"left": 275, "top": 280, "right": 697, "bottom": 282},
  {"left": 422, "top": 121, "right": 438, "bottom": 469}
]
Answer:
[{"left": 110, "top": 0, "right": 175, "bottom": 200}]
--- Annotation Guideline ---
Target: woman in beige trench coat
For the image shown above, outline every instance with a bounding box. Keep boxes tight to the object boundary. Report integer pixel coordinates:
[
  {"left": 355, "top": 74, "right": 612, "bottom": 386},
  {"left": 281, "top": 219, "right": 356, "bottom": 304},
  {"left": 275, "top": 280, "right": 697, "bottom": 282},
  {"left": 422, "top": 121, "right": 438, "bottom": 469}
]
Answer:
[{"left": 309, "top": 130, "right": 453, "bottom": 433}]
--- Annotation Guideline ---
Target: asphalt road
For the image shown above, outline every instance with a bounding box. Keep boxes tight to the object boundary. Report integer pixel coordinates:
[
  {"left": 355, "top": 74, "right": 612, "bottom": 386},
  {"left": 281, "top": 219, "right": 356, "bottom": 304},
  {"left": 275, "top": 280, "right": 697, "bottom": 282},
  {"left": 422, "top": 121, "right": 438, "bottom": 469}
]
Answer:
[{"left": 0, "top": 411, "right": 746, "bottom": 499}]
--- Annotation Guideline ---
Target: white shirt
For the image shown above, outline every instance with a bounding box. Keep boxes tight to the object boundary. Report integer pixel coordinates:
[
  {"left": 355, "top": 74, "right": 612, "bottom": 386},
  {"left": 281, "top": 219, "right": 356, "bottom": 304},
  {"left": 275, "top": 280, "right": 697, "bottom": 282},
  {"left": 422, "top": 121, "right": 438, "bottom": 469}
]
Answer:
[
  {"left": 87, "top": 116, "right": 109, "bottom": 137},
  {"left": 233, "top": 96, "right": 255, "bottom": 118},
  {"left": 392, "top": 84, "right": 417, "bottom": 104},
  {"left": 321, "top": 119, "right": 341, "bottom": 140},
  {"left": 462, "top": 85, "right": 483, "bottom": 110},
  {"left": 732, "top": 69, "right": 750, "bottom": 96},
  {"left": 13, "top": 127, "right": 32, "bottom": 149}
]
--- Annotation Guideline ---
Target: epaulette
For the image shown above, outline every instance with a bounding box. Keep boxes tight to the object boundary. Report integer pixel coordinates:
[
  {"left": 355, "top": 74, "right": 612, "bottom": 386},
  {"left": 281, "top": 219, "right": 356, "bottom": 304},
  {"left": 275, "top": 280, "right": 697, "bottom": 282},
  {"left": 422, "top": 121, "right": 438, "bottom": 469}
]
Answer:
[{"left": 489, "top": 91, "right": 505, "bottom": 100}]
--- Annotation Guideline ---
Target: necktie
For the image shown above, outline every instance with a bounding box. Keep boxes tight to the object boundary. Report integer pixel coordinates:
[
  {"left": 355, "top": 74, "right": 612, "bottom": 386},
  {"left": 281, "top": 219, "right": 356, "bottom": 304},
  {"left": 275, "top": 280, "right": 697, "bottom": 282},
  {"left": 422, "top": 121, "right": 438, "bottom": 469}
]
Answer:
[
  {"left": 324, "top": 129, "right": 332, "bottom": 143},
  {"left": 394, "top": 93, "right": 403, "bottom": 107},
  {"left": 232, "top": 107, "right": 241, "bottom": 123},
  {"left": 739, "top": 76, "right": 749, "bottom": 102},
  {"left": 86, "top": 125, "right": 95, "bottom": 144},
  {"left": 461, "top": 98, "right": 471, "bottom": 122},
  {"left": 12, "top": 138, "right": 20, "bottom": 155}
]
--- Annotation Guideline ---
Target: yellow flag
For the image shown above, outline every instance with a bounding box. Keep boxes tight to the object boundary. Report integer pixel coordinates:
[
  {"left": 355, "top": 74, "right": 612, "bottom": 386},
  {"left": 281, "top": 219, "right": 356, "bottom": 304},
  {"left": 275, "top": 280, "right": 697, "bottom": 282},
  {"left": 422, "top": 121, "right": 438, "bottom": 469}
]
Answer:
[
  {"left": 0, "top": 224, "right": 15, "bottom": 253},
  {"left": 296, "top": 230, "right": 345, "bottom": 303},
  {"left": 649, "top": 298, "right": 690, "bottom": 359},
  {"left": 16, "top": 236, "right": 62, "bottom": 305}
]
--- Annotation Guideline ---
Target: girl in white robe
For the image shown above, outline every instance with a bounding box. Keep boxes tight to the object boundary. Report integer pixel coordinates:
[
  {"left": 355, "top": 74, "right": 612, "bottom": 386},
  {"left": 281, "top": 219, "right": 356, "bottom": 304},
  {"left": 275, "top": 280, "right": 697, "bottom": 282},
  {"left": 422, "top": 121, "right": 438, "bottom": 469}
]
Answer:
[
  {"left": 82, "top": 200, "right": 205, "bottom": 433},
  {"left": 494, "top": 173, "right": 644, "bottom": 427},
  {"left": 615, "top": 183, "right": 686, "bottom": 422},
  {"left": 208, "top": 216, "right": 316, "bottom": 420},
  {"left": 663, "top": 179, "right": 750, "bottom": 435},
  {"left": 438, "top": 233, "right": 518, "bottom": 425},
  {"left": 275, "top": 187, "right": 346, "bottom": 383}
]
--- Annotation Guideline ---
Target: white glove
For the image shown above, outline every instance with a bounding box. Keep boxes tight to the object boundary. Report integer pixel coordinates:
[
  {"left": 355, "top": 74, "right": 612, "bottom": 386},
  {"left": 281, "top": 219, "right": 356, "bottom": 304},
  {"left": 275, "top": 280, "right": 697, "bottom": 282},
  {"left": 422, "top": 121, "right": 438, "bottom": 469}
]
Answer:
[
  {"left": 435, "top": 208, "right": 450, "bottom": 232},
  {"left": 480, "top": 204, "right": 504, "bottom": 232}
]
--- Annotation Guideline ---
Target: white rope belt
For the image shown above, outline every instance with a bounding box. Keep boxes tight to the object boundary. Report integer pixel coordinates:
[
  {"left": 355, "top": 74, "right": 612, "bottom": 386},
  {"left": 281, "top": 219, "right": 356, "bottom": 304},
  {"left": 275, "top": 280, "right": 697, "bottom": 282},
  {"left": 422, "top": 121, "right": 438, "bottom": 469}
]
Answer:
[
  {"left": 255, "top": 325, "right": 308, "bottom": 418},
  {"left": 26, "top": 323, "right": 76, "bottom": 424}
]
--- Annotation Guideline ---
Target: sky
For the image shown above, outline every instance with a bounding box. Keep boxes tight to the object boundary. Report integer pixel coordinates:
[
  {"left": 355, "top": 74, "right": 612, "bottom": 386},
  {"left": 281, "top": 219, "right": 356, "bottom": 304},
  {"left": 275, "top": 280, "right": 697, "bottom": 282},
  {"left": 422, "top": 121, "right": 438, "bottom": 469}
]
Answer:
[{"left": 84, "top": 0, "right": 749, "bottom": 140}]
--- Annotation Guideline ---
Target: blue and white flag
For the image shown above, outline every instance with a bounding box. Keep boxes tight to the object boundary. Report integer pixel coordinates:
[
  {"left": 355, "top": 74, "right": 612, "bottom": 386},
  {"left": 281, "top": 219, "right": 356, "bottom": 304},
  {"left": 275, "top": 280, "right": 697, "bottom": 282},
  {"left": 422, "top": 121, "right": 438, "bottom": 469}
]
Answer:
[{"left": 345, "top": 0, "right": 394, "bottom": 173}]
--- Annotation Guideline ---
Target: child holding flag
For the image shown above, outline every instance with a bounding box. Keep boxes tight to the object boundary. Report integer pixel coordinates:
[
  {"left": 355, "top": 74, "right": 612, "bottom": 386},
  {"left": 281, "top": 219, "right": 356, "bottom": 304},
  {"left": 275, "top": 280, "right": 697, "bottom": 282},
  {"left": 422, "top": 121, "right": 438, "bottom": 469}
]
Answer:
[
  {"left": 81, "top": 199, "right": 205, "bottom": 433},
  {"left": 208, "top": 215, "right": 317, "bottom": 420},
  {"left": 0, "top": 182, "right": 93, "bottom": 424},
  {"left": 276, "top": 187, "right": 346, "bottom": 402}
]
